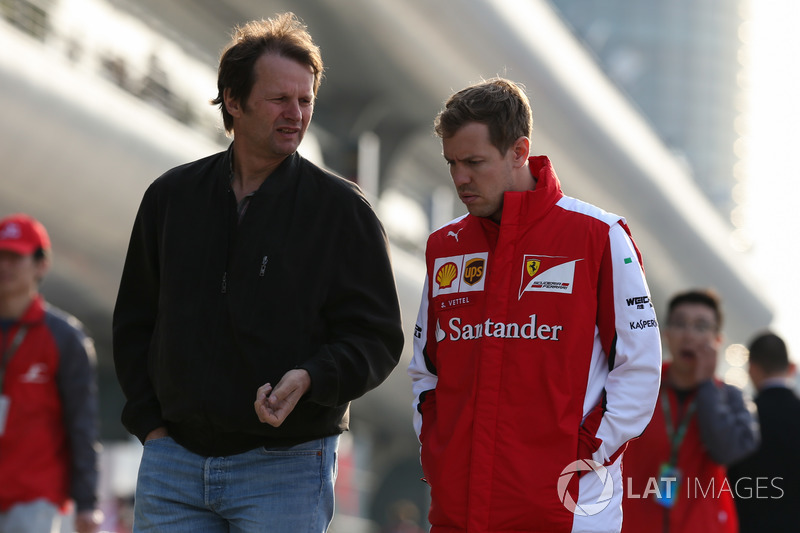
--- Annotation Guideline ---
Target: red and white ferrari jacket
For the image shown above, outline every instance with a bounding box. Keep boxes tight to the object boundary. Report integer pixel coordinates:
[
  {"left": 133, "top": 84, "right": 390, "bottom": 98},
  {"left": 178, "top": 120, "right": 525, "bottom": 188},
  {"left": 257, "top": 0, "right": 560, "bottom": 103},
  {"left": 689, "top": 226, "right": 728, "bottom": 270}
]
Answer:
[
  {"left": 0, "top": 295, "right": 98, "bottom": 513},
  {"left": 408, "top": 156, "right": 662, "bottom": 532}
]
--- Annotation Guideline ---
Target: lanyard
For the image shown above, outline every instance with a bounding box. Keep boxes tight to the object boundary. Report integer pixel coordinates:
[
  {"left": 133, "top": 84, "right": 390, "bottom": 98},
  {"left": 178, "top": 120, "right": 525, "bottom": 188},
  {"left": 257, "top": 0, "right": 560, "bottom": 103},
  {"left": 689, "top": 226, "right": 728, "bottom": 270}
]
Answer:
[
  {"left": 0, "top": 326, "right": 28, "bottom": 395},
  {"left": 660, "top": 387, "right": 697, "bottom": 466}
]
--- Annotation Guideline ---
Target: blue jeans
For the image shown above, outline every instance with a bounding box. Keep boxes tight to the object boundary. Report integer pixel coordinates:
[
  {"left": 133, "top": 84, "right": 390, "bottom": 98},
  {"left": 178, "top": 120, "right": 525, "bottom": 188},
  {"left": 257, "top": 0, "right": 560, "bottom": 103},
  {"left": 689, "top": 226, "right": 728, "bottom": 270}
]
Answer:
[
  {"left": 0, "top": 499, "right": 60, "bottom": 533},
  {"left": 133, "top": 435, "right": 338, "bottom": 532}
]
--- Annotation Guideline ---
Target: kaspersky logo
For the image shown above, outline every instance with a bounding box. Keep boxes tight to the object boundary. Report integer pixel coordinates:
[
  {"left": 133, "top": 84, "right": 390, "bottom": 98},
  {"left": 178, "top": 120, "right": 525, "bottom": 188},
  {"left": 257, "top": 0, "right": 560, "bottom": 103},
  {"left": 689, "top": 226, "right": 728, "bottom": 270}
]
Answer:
[
  {"left": 519, "top": 255, "right": 582, "bottom": 299},
  {"left": 432, "top": 253, "right": 488, "bottom": 297}
]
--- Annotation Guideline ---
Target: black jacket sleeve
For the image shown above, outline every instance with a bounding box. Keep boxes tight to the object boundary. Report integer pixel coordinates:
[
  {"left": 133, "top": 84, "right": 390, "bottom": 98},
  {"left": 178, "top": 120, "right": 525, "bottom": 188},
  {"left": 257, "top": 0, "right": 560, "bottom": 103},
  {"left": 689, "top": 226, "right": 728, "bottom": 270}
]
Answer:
[
  {"left": 112, "top": 183, "right": 164, "bottom": 443},
  {"left": 695, "top": 379, "right": 760, "bottom": 465},
  {"left": 52, "top": 313, "right": 99, "bottom": 512},
  {"left": 299, "top": 192, "right": 404, "bottom": 407}
]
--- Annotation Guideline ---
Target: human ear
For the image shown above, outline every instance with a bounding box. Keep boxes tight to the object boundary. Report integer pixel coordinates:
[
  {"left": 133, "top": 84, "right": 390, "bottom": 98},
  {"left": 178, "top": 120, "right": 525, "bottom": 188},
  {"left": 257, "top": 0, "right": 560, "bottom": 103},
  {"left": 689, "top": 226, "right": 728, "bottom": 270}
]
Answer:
[
  {"left": 34, "top": 256, "right": 50, "bottom": 284},
  {"left": 512, "top": 136, "right": 530, "bottom": 167},
  {"left": 223, "top": 88, "right": 241, "bottom": 117}
]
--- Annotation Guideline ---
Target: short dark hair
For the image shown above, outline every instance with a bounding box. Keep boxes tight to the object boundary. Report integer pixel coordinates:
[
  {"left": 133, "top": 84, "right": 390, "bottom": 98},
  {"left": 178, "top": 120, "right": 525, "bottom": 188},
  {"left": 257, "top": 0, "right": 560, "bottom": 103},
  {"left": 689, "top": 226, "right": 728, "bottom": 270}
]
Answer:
[
  {"left": 434, "top": 77, "right": 532, "bottom": 155},
  {"left": 748, "top": 331, "right": 790, "bottom": 374},
  {"left": 210, "top": 12, "right": 324, "bottom": 133},
  {"left": 667, "top": 288, "right": 724, "bottom": 331}
]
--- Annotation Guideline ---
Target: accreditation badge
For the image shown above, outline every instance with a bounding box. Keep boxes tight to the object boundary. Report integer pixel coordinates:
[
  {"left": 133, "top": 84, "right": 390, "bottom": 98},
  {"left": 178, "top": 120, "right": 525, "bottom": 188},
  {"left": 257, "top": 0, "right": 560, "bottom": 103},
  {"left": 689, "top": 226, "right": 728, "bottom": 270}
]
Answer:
[
  {"left": 0, "top": 395, "right": 10, "bottom": 436},
  {"left": 653, "top": 463, "right": 681, "bottom": 508}
]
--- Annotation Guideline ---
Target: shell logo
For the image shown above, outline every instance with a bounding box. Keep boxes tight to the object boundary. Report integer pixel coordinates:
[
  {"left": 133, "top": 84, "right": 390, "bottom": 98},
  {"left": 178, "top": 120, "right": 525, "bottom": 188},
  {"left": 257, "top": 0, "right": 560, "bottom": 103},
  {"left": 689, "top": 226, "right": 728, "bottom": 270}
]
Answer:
[{"left": 436, "top": 262, "right": 458, "bottom": 289}]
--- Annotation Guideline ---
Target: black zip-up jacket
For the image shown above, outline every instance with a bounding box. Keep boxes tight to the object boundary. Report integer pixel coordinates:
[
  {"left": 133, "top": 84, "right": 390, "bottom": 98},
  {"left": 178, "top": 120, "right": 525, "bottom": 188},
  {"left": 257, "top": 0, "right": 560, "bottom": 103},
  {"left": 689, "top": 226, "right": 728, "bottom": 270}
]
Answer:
[{"left": 113, "top": 146, "right": 404, "bottom": 456}]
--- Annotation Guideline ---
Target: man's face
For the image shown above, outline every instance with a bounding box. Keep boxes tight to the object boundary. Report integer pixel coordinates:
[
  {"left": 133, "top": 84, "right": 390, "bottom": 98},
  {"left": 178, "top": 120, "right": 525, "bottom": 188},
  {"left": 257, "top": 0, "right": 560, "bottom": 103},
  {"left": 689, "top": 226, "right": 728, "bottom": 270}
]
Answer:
[
  {"left": 442, "top": 122, "right": 520, "bottom": 224},
  {"left": 665, "top": 302, "right": 722, "bottom": 375},
  {"left": 229, "top": 53, "right": 315, "bottom": 161},
  {"left": 0, "top": 250, "right": 45, "bottom": 301}
]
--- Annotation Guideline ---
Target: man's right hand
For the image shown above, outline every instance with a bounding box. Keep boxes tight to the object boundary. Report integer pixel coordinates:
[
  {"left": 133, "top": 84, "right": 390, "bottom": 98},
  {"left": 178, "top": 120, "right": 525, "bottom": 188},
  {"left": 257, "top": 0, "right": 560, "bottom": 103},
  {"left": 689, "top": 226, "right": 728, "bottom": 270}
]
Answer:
[
  {"left": 694, "top": 341, "right": 718, "bottom": 385},
  {"left": 254, "top": 369, "right": 311, "bottom": 427},
  {"left": 145, "top": 426, "right": 168, "bottom": 442}
]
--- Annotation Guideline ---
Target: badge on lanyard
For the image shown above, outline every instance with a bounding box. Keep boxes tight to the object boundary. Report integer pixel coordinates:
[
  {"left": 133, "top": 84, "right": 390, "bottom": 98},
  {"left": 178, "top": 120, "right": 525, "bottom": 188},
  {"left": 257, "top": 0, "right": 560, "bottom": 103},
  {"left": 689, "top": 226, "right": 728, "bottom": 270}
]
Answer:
[
  {"left": 0, "top": 326, "right": 28, "bottom": 436},
  {"left": 653, "top": 388, "right": 696, "bottom": 508},
  {"left": 653, "top": 462, "right": 682, "bottom": 508},
  {"left": 0, "top": 395, "right": 9, "bottom": 435}
]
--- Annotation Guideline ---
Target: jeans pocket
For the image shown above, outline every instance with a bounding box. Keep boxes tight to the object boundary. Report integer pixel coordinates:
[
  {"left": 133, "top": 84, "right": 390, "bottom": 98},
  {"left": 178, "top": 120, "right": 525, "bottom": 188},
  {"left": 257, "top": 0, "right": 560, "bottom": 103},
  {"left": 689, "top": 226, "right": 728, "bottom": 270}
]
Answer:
[
  {"left": 260, "top": 438, "right": 324, "bottom": 456},
  {"left": 143, "top": 435, "right": 172, "bottom": 446}
]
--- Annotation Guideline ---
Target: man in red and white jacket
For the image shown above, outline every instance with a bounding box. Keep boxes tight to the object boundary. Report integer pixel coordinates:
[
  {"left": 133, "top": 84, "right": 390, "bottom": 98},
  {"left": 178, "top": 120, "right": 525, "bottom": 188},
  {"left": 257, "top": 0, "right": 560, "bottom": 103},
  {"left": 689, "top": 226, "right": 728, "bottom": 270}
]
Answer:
[
  {"left": 0, "top": 214, "right": 101, "bottom": 533},
  {"left": 408, "top": 78, "right": 662, "bottom": 533}
]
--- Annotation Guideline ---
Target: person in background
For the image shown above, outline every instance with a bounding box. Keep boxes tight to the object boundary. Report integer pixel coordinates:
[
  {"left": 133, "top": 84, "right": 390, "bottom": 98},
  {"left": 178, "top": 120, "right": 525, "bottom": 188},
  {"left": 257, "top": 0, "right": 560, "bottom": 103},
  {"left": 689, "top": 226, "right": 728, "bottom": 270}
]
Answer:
[
  {"left": 113, "top": 12, "right": 403, "bottom": 532},
  {"left": 408, "top": 77, "right": 662, "bottom": 532},
  {"left": 728, "top": 331, "right": 800, "bottom": 533},
  {"left": 381, "top": 499, "right": 426, "bottom": 533},
  {"left": 622, "top": 288, "right": 759, "bottom": 533},
  {"left": 0, "top": 213, "right": 101, "bottom": 533}
]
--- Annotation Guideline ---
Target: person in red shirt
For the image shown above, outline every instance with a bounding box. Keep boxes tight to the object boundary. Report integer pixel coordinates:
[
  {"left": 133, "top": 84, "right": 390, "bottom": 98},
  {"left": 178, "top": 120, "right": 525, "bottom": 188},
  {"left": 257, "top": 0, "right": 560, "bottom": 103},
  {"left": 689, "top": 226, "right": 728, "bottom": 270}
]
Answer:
[
  {"left": 409, "top": 78, "right": 662, "bottom": 533},
  {"left": 622, "top": 288, "right": 759, "bottom": 533},
  {"left": 0, "top": 213, "right": 101, "bottom": 533}
]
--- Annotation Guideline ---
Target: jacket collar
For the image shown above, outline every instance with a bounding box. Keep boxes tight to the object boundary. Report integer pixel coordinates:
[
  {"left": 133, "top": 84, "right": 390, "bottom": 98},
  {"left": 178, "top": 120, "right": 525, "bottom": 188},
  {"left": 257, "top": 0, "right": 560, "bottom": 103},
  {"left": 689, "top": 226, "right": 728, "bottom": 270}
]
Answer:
[
  {"left": 493, "top": 155, "right": 564, "bottom": 228},
  {"left": 224, "top": 142, "right": 303, "bottom": 196},
  {"left": 14, "top": 294, "right": 45, "bottom": 326}
]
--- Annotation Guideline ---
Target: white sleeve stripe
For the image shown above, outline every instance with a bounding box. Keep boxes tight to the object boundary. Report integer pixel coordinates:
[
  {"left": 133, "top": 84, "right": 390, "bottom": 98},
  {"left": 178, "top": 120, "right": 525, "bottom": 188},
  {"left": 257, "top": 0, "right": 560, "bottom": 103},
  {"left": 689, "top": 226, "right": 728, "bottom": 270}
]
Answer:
[
  {"left": 408, "top": 274, "right": 438, "bottom": 441},
  {"left": 592, "top": 223, "right": 662, "bottom": 464}
]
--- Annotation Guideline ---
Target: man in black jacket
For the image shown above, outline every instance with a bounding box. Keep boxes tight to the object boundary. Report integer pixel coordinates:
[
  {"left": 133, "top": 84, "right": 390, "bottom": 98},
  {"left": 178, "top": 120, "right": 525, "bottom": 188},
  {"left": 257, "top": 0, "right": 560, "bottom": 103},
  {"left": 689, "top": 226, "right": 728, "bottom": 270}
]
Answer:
[
  {"left": 112, "top": 13, "right": 404, "bottom": 532},
  {"left": 729, "top": 331, "right": 800, "bottom": 533}
]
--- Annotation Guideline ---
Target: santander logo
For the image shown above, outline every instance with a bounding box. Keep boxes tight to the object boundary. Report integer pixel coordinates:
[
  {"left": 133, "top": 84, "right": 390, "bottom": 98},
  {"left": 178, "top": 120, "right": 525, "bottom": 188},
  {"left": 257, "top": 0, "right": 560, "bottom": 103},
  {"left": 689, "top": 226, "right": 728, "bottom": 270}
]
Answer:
[{"left": 441, "top": 314, "right": 564, "bottom": 342}]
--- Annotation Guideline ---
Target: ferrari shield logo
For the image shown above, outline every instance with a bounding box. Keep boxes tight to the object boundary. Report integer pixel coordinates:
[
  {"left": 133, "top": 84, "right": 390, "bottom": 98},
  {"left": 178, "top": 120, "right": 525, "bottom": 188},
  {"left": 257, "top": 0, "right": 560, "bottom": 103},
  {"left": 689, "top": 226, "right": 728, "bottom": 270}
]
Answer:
[
  {"left": 519, "top": 254, "right": 583, "bottom": 299},
  {"left": 526, "top": 259, "right": 541, "bottom": 277}
]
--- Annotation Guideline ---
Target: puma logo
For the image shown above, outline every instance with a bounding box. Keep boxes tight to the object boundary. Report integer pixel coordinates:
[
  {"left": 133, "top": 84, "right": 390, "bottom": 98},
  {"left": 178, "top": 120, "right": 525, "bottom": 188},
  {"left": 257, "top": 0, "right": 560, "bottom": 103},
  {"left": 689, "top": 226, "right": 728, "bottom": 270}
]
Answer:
[{"left": 447, "top": 228, "right": 464, "bottom": 242}]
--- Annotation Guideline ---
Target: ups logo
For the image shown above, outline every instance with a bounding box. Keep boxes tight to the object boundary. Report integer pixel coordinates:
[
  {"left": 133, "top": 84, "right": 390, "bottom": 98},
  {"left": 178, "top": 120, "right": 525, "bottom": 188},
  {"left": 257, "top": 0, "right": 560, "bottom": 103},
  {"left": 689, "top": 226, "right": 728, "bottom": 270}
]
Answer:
[{"left": 463, "top": 258, "right": 485, "bottom": 286}]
